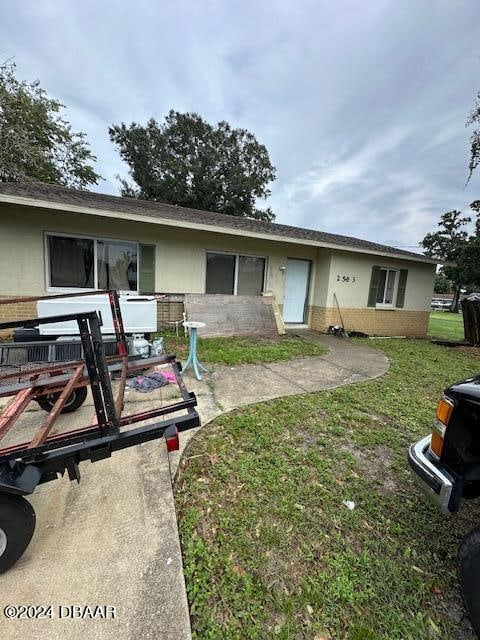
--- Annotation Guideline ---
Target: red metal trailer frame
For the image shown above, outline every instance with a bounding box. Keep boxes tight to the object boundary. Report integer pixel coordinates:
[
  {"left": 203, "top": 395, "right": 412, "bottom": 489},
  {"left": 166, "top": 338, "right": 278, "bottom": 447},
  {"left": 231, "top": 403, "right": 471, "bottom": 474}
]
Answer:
[{"left": 0, "top": 290, "right": 199, "bottom": 572}]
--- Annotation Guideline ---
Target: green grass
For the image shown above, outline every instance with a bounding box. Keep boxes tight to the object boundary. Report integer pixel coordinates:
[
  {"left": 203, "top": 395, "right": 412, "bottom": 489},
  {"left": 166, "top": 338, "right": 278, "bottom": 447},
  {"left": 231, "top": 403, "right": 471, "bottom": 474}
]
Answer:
[
  {"left": 428, "top": 311, "right": 464, "bottom": 341},
  {"left": 161, "top": 333, "right": 328, "bottom": 366},
  {"left": 175, "top": 339, "right": 480, "bottom": 640}
]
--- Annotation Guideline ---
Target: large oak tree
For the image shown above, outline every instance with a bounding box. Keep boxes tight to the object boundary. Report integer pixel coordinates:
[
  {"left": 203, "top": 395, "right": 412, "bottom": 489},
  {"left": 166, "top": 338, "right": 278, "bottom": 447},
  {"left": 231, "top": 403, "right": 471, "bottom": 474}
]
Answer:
[{"left": 109, "top": 111, "right": 276, "bottom": 221}]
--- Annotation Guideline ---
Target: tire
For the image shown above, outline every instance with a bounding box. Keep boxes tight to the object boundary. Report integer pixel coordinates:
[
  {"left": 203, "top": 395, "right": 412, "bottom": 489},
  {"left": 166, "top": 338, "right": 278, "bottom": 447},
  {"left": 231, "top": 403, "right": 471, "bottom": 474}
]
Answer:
[
  {"left": 458, "top": 525, "right": 480, "bottom": 636},
  {"left": 462, "top": 481, "right": 480, "bottom": 500},
  {"left": 36, "top": 385, "right": 88, "bottom": 414},
  {"left": 0, "top": 494, "right": 36, "bottom": 573}
]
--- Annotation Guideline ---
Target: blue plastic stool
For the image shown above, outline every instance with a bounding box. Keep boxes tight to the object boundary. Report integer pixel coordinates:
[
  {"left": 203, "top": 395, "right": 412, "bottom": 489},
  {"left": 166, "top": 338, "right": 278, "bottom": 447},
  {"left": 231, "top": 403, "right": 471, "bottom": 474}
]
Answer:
[{"left": 182, "top": 321, "right": 208, "bottom": 380}]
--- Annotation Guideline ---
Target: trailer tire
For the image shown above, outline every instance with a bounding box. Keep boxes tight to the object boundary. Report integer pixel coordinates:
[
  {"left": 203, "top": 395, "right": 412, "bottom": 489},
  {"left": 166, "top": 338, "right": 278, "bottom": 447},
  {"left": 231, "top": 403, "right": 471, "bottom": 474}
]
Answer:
[
  {"left": 36, "top": 386, "right": 88, "bottom": 414},
  {"left": 0, "top": 494, "right": 36, "bottom": 573},
  {"left": 458, "top": 525, "right": 480, "bottom": 636}
]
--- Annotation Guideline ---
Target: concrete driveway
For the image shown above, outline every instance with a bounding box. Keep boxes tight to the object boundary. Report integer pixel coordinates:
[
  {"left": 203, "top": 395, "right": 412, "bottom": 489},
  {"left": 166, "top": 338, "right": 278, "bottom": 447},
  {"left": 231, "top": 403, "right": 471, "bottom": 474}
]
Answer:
[
  {"left": 0, "top": 333, "right": 388, "bottom": 639},
  {"left": 0, "top": 381, "right": 193, "bottom": 640}
]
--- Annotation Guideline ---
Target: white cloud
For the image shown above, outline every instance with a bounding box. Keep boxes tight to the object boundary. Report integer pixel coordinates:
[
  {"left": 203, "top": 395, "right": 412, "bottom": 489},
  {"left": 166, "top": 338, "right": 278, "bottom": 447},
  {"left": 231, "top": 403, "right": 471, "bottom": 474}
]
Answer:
[{"left": 1, "top": 0, "right": 480, "bottom": 246}]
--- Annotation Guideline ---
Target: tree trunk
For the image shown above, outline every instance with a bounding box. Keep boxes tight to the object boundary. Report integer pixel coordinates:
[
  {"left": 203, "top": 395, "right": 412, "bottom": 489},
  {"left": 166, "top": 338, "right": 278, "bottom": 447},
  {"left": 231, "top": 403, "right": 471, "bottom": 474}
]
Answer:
[{"left": 451, "top": 285, "right": 462, "bottom": 312}]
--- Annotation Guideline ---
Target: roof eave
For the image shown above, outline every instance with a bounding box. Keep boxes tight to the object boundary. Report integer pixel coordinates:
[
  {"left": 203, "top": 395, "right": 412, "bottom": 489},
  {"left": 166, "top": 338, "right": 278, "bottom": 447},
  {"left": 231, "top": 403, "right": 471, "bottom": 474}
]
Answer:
[{"left": 0, "top": 193, "right": 439, "bottom": 266}]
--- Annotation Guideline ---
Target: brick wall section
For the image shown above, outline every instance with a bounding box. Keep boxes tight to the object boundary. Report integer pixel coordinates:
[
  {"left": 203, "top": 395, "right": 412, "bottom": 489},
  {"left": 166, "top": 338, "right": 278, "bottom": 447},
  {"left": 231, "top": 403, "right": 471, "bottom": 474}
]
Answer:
[
  {"left": 306, "top": 305, "right": 313, "bottom": 327},
  {"left": 310, "top": 306, "right": 429, "bottom": 337},
  {"left": 157, "top": 301, "right": 184, "bottom": 330},
  {"left": 0, "top": 295, "right": 185, "bottom": 338},
  {"left": 0, "top": 295, "right": 429, "bottom": 338},
  {"left": 0, "top": 296, "right": 37, "bottom": 340}
]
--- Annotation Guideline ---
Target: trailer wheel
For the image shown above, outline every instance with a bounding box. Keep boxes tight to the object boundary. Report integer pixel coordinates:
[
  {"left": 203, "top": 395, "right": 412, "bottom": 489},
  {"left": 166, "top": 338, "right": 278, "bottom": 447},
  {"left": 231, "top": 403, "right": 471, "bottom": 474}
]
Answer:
[
  {"left": 458, "top": 525, "right": 480, "bottom": 635},
  {"left": 36, "top": 386, "right": 88, "bottom": 414},
  {"left": 0, "top": 494, "right": 36, "bottom": 573}
]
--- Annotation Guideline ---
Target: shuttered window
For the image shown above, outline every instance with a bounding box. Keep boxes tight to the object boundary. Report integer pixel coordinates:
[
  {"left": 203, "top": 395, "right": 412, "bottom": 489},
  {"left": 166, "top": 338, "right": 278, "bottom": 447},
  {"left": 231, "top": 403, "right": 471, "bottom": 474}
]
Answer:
[
  {"left": 139, "top": 244, "right": 156, "bottom": 294},
  {"left": 377, "top": 269, "right": 396, "bottom": 305},
  {"left": 367, "top": 266, "right": 380, "bottom": 307},
  {"left": 367, "top": 266, "right": 408, "bottom": 308},
  {"left": 395, "top": 269, "right": 408, "bottom": 308}
]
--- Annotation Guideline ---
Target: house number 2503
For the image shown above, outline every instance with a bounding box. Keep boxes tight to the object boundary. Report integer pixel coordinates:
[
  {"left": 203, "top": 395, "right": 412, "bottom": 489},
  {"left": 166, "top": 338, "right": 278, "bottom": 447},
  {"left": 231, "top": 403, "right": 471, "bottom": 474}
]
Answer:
[{"left": 336, "top": 275, "right": 356, "bottom": 283}]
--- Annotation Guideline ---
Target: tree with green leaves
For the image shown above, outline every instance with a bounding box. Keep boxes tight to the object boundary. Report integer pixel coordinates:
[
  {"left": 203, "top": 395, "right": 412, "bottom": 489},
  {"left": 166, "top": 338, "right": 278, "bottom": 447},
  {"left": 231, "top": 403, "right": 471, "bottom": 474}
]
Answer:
[
  {"left": 109, "top": 111, "right": 276, "bottom": 221},
  {"left": 427, "top": 91, "right": 480, "bottom": 307},
  {"left": 434, "top": 272, "right": 453, "bottom": 294},
  {"left": 467, "top": 91, "right": 480, "bottom": 183},
  {"left": 458, "top": 201, "right": 480, "bottom": 293},
  {"left": 0, "top": 61, "right": 100, "bottom": 188},
  {"left": 421, "top": 206, "right": 480, "bottom": 311}
]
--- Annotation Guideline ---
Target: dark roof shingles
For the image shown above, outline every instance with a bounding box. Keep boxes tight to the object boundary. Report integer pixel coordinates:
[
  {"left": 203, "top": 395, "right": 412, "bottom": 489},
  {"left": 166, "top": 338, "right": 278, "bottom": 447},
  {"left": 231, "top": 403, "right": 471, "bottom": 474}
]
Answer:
[{"left": 0, "top": 181, "right": 432, "bottom": 262}]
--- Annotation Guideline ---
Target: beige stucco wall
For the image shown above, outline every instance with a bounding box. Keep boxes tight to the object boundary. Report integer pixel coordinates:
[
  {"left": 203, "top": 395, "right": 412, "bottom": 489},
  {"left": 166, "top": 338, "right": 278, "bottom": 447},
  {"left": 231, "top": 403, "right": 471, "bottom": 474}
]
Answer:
[
  {"left": 0, "top": 204, "right": 436, "bottom": 337},
  {"left": 156, "top": 229, "right": 316, "bottom": 303},
  {"left": 0, "top": 204, "right": 317, "bottom": 304},
  {"left": 308, "top": 251, "right": 435, "bottom": 336},
  {"left": 311, "top": 249, "right": 332, "bottom": 307},
  {"left": 325, "top": 250, "right": 436, "bottom": 311}
]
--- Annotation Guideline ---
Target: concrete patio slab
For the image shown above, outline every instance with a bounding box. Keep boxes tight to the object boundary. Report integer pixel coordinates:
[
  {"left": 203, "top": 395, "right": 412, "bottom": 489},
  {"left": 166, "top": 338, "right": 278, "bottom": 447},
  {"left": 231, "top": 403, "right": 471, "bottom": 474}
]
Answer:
[
  {"left": 1, "top": 439, "right": 191, "bottom": 640},
  {"left": 210, "top": 363, "right": 306, "bottom": 410},
  {"left": 263, "top": 356, "right": 361, "bottom": 392}
]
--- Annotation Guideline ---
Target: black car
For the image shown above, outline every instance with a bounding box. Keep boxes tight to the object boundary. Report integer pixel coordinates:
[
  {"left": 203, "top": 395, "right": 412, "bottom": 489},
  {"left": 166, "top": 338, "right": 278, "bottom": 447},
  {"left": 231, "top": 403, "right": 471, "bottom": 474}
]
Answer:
[{"left": 409, "top": 373, "right": 480, "bottom": 635}]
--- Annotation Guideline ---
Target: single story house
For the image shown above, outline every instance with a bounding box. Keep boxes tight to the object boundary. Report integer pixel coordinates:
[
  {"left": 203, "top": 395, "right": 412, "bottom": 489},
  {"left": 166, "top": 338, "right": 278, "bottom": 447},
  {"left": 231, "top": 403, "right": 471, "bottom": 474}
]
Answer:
[{"left": 0, "top": 182, "right": 437, "bottom": 337}]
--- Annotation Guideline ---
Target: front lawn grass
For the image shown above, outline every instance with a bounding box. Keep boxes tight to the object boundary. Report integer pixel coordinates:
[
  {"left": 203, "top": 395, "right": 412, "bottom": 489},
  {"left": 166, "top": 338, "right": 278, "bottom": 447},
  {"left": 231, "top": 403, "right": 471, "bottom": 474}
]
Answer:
[
  {"left": 428, "top": 311, "right": 464, "bottom": 341},
  {"left": 161, "top": 333, "right": 327, "bottom": 366},
  {"left": 175, "top": 339, "right": 480, "bottom": 640}
]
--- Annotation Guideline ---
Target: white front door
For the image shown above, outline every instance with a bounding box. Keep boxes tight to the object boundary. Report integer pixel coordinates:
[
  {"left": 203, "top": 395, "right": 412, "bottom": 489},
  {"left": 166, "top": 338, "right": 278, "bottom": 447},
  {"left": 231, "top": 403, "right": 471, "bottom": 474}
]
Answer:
[{"left": 283, "top": 259, "right": 310, "bottom": 323}]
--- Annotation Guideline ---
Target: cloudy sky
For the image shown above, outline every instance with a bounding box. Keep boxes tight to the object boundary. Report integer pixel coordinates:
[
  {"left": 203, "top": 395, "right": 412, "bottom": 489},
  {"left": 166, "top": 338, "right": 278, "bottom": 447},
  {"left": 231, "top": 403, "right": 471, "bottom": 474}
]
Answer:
[{"left": 2, "top": 0, "right": 480, "bottom": 250}]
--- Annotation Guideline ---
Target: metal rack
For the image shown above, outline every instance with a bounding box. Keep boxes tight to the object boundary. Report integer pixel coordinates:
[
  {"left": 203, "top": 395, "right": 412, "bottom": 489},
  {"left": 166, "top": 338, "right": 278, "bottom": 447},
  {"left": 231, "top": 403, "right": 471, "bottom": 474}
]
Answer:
[
  {"left": 0, "top": 290, "right": 199, "bottom": 572},
  {"left": 0, "top": 335, "right": 133, "bottom": 367}
]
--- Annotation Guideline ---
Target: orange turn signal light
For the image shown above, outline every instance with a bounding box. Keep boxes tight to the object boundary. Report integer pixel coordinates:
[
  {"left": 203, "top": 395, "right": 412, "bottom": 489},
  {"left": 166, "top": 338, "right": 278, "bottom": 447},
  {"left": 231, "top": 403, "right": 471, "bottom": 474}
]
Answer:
[
  {"left": 430, "top": 430, "right": 445, "bottom": 458},
  {"left": 430, "top": 397, "right": 454, "bottom": 458},
  {"left": 436, "top": 398, "right": 454, "bottom": 426}
]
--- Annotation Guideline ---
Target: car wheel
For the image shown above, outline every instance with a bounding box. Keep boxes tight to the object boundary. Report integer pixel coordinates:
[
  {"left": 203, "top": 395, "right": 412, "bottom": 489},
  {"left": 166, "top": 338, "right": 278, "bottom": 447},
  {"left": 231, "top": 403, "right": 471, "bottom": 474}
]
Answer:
[
  {"left": 0, "top": 494, "right": 36, "bottom": 573},
  {"left": 458, "top": 525, "right": 480, "bottom": 636},
  {"left": 36, "top": 385, "right": 88, "bottom": 414}
]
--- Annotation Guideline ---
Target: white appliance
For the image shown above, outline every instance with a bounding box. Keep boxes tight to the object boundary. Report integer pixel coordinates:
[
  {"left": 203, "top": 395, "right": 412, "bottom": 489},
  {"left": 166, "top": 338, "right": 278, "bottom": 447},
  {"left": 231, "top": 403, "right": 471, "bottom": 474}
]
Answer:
[{"left": 37, "top": 294, "right": 157, "bottom": 336}]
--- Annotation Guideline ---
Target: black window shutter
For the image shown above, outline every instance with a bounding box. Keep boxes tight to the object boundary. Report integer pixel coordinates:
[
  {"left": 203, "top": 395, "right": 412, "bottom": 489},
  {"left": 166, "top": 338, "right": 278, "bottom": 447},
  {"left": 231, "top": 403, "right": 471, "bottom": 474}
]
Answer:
[
  {"left": 396, "top": 269, "right": 408, "bottom": 308},
  {"left": 367, "top": 266, "right": 381, "bottom": 307},
  {"left": 139, "top": 244, "right": 156, "bottom": 293}
]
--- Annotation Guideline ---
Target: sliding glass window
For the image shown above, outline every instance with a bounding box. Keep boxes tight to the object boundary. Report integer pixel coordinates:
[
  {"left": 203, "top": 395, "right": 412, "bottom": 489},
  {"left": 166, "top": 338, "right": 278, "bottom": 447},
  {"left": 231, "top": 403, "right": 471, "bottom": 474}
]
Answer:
[
  {"left": 47, "top": 233, "right": 138, "bottom": 291},
  {"left": 206, "top": 253, "right": 236, "bottom": 294},
  {"left": 206, "top": 252, "right": 266, "bottom": 295},
  {"left": 48, "top": 235, "right": 95, "bottom": 288}
]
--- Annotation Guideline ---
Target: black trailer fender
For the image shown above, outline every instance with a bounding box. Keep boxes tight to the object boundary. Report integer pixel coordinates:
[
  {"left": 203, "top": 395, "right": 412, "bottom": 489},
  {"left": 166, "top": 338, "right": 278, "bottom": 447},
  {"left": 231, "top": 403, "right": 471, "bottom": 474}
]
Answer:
[{"left": 0, "top": 461, "right": 42, "bottom": 496}]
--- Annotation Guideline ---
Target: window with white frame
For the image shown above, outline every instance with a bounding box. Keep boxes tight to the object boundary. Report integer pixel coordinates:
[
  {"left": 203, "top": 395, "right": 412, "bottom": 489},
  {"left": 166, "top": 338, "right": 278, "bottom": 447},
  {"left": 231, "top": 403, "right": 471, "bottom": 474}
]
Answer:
[
  {"left": 376, "top": 268, "right": 397, "bottom": 306},
  {"left": 46, "top": 234, "right": 138, "bottom": 292},
  {"left": 205, "top": 252, "right": 266, "bottom": 296}
]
